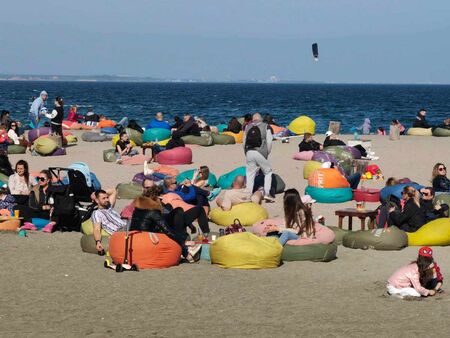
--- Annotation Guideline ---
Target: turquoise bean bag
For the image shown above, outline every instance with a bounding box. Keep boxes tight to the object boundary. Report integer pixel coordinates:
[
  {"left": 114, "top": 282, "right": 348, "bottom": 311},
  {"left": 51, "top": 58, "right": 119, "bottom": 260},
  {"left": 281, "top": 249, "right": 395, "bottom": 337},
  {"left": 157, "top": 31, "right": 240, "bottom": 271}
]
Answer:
[
  {"left": 100, "top": 127, "right": 118, "bottom": 135},
  {"left": 218, "top": 166, "right": 247, "bottom": 189},
  {"left": 142, "top": 128, "right": 171, "bottom": 142},
  {"left": 216, "top": 124, "right": 228, "bottom": 133},
  {"left": 176, "top": 169, "right": 218, "bottom": 187},
  {"left": 305, "top": 186, "right": 353, "bottom": 203}
]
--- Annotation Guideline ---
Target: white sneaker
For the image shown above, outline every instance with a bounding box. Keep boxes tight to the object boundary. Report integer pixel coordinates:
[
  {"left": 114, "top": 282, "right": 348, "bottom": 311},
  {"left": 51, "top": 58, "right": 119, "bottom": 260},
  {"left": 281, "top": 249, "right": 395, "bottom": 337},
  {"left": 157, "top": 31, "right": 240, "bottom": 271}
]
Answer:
[{"left": 263, "top": 195, "right": 275, "bottom": 203}]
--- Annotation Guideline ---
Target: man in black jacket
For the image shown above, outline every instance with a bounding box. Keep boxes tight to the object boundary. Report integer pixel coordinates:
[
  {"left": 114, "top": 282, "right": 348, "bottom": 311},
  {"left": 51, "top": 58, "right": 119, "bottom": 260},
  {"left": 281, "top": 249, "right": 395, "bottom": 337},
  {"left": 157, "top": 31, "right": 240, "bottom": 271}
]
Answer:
[
  {"left": 298, "top": 133, "right": 323, "bottom": 152},
  {"left": 412, "top": 109, "right": 431, "bottom": 128}
]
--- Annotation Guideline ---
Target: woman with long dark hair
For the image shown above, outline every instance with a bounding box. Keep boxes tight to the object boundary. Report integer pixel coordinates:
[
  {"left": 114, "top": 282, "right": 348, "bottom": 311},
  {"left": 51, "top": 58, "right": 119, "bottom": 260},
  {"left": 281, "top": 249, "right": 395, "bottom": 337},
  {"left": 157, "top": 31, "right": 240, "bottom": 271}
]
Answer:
[{"left": 8, "top": 160, "right": 35, "bottom": 204}]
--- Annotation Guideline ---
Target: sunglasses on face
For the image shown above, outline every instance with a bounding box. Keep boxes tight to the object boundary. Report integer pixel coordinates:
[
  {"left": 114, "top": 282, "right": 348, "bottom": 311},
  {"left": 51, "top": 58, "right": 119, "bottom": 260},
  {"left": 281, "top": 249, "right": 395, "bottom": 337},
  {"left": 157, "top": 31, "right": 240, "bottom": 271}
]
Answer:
[
  {"left": 438, "top": 167, "right": 446, "bottom": 171},
  {"left": 38, "top": 177, "right": 47, "bottom": 182}
]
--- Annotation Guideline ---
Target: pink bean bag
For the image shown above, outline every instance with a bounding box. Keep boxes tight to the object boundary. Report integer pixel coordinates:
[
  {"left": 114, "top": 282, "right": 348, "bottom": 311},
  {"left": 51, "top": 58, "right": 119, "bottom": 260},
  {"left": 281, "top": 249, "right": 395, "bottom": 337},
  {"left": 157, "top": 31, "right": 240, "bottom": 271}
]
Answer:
[
  {"left": 286, "top": 225, "right": 335, "bottom": 246},
  {"left": 293, "top": 151, "right": 314, "bottom": 161},
  {"left": 156, "top": 147, "right": 192, "bottom": 165},
  {"left": 120, "top": 203, "right": 135, "bottom": 219},
  {"left": 120, "top": 155, "right": 151, "bottom": 165}
]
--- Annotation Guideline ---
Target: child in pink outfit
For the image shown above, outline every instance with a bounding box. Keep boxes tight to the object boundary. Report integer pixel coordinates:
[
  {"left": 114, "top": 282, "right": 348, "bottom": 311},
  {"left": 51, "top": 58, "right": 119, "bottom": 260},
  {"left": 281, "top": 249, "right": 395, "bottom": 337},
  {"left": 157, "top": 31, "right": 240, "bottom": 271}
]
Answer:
[{"left": 387, "top": 246, "right": 443, "bottom": 298}]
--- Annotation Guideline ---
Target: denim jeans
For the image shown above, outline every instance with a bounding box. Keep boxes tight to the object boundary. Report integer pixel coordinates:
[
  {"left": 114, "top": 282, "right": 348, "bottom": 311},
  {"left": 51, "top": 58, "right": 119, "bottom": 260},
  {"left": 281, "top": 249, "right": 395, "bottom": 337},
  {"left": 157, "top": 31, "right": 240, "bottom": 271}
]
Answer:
[
  {"left": 278, "top": 231, "right": 299, "bottom": 246},
  {"left": 347, "top": 173, "right": 362, "bottom": 190}
]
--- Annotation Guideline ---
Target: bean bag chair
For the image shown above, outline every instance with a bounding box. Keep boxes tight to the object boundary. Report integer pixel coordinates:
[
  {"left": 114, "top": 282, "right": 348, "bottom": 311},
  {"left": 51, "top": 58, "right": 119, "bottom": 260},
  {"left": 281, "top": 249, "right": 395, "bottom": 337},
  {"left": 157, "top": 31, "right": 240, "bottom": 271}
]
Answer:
[
  {"left": 161, "top": 193, "right": 195, "bottom": 212},
  {"left": 216, "top": 124, "right": 227, "bottom": 133},
  {"left": 156, "top": 147, "right": 192, "bottom": 165},
  {"left": 7, "top": 145, "right": 26, "bottom": 154},
  {"left": 353, "top": 188, "right": 380, "bottom": 202},
  {"left": 407, "top": 128, "right": 432, "bottom": 136},
  {"left": 270, "top": 124, "right": 288, "bottom": 136},
  {"left": 120, "top": 155, "right": 150, "bottom": 166},
  {"left": 343, "top": 146, "right": 361, "bottom": 159},
  {"left": 0, "top": 219, "right": 20, "bottom": 231},
  {"left": 65, "top": 135, "right": 78, "bottom": 144},
  {"left": 109, "top": 231, "right": 181, "bottom": 269},
  {"left": 311, "top": 151, "right": 337, "bottom": 165},
  {"left": 153, "top": 165, "right": 180, "bottom": 177},
  {"left": 81, "top": 124, "right": 95, "bottom": 130},
  {"left": 343, "top": 226, "right": 408, "bottom": 250},
  {"left": 0, "top": 173, "right": 8, "bottom": 184},
  {"left": 50, "top": 148, "right": 66, "bottom": 156},
  {"left": 97, "top": 120, "right": 116, "bottom": 128},
  {"left": 210, "top": 232, "right": 282, "bottom": 269},
  {"left": 69, "top": 122, "right": 84, "bottom": 130},
  {"left": 100, "top": 127, "right": 118, "bottom": 135},
  {"left": 380, "top": 183, "right": 423, "bottom": 202},
  {"left": 303, "top": 161, "right": 322, "bottom": 179},
  {"left": 327, "top": 226, "right": 348, "bottom": 245},
  {"left": 116, "top": 182, "right": 142, "bottom": 199},
  {"left": 293, "top": 151, "right": 314, "bottom": 161},
  {"left": 34, "top": 136, "right": 58, "bottom": 155},
  {"left": 211, "top": 133, "right": 236, "bottom": 145},
  {"left": 125, "top": 128, "right": 143, "bottom": 146},
  {"left": 176, "top": 169, "right": 218, "bottom": 187},
  {"left": 253, "top": 173, "right": 286, "bottom": 195},
  {"left": 81, "top": 219, "right": 110, "bottom": 237},
  {"left": 432, "top": 127, "right": 450, "bottom": 137},
  {"left": 132, "top": 173, "right": 162, "bottom": 185},
  {"left": 209, "top": 202, "right": 268, "bottom": 226},
  {"left": 156, "top": 138, "right": 171, "bottom": 146},
  {"left": 286, "top": 225, "right": 335, "bottom": 246},
  {"left": 80, "top": 234, "right": 109, "bottom": 254},
  {"left": 81, "top": 132, "right": 108, "bottom": 142},
  {"left": 28, "top": 127, "right": 51, "bottom": 143},
  {"left": 142, "top": 128, "right": 171, "bottom": 143},
  {"left": 218, "top": 166, "right": 246, "bottom": 189},
  {"left": 305, "top": 186, "right": 353, "bottom": 203},
  {"left": 222, "top": 131, "right": 244, "bottom": 143},
  {"left": 111, "top": 134, "right": 137, "bottom": 148},
  {"left": 146, "top": 120, "right": 171, "bottom": 130},
  {"left": 308, "top": 168, "right": 350, "bottom": 189},
  {"left": 103, "top": 149, "right": 116, "bottom": 162},
  {"left": 282, "top": 243, "right": 337, "bottom": 262},
  {"left": 323, "top": 146, "right": 354, "bottom": 162},
  {"left": 181, "top": 135, "right": 213, "bottom": 146},
  {"left": 287, "top": 116, "right": 316, "bottom": 135},
  {"left": 407, "top": 218, "right": 450, "bottom": 246}
]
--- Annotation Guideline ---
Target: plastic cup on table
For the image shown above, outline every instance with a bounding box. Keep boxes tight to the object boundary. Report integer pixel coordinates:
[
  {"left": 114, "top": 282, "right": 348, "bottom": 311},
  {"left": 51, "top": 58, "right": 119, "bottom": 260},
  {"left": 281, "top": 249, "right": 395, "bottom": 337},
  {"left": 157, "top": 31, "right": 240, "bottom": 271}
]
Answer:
[{"left": 14, "top": 210, "right": 20, "bottom": 218}]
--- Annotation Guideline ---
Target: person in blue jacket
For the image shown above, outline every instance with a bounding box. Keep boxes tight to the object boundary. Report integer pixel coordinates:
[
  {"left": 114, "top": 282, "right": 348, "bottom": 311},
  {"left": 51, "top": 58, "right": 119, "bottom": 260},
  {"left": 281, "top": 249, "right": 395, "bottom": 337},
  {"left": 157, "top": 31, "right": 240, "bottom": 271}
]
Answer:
[
  {"left": 146, "top": 112, "right": 170, "bottom": 130},
  {"left": 29, "top": 91, "right": 48, "bottom": 128}
]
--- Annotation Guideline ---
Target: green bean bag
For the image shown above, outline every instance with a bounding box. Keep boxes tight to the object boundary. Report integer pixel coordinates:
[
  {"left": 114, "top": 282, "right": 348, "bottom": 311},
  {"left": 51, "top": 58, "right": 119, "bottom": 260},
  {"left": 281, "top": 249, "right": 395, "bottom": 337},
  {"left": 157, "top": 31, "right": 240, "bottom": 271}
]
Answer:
[
  {"left": 0, "top": 173, "right": 9, "bottom": 184},
  {"left": 142, "top": 128, "right": 171, "bottom": 142},
  {"left": 211, "top": 133, "right": 236, "bottom": 145},
  {"left": 323, "top": 146, "right": 354, "bottom": 162},
  {"left": 34, "top": 136, "right": 58, "bottom": 155},
  {"left": 125, "top": 128, "right": 143, "bottom": 146},
  {"left": 407, "top": 128, "right": 432, "bottom": 136},
  {"left": 343, "top": 226, "right": 407, "bottom": 250},
  {"left": 434, "top": 194, "right": 450, "bottom": 215},
  {"left": 181, "top": 135, "right": 214, "bottom": 146},
  {"left": 218, "top": 166, "right": 246, "bottom": 189},
  {"left": 303, "top": 161, "right": 322, "bottom": 179},
  {"left": 81, "top": 219, "right": 110, "bottom": 237},
  {"left": 81, "top": 132, "right": 108, "bottom": 142},
  {"left": 116, "top": 182, "right": 142, "bottom": 199},
  {"left": 432, "top": 128, "right": 450, "bottom": 137},
  {"left": 327, "top": 226, "right": 349, "bottom": 245},
  {"left": 103, "top": 149, "right": 116, "bottom": 162},
  {"left": 281, "top": 243, "right": 337, "bottom": 262},
  {"left": 305, "top": 186, "right": 353, "bottom": 203},
  {"left": 176, "top": 169, "right": 218, "bottom": 187},
  {"left": 8, "top": 144, "right": 26, "bottom": 154},
  {"left": 80, "top": 234, "right": 109, "bottom": 254}
]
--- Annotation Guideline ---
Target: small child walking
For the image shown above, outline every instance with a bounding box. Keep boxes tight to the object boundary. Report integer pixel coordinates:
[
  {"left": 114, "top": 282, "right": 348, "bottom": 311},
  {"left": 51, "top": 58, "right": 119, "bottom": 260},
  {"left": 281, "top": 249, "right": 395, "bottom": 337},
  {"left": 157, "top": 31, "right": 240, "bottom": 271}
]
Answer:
[{"left": 387, "top": 246, "right": 443, "bottom": 298}]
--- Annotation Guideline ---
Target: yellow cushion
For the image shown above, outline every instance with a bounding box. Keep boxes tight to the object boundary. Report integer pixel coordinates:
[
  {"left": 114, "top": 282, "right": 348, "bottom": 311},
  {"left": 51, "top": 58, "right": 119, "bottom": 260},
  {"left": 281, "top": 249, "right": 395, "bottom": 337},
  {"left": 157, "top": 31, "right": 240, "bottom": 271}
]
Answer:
[
  {"left": 210, "top": 232, "right": 282, "bottom": 269},
  {"left": 157, "top": 138, "right": 170, "bottom": 146},
  {"left": 65, "top": 134, "right": 78, "bottom": 144},
  {"left": 81, "top": 219, "right": 110, "bottom": 237},
  {"left": 406, "top": 128, "right": 432, "bottom": 136},
  {"left": 209, "top": 202, "right": 268, "bottom": 226},
  {"left": 407, "top": 218, "right": 450, "bottom": 246},
  {"left": 288, "top": 116, "right": 316, "bottom": 135}
]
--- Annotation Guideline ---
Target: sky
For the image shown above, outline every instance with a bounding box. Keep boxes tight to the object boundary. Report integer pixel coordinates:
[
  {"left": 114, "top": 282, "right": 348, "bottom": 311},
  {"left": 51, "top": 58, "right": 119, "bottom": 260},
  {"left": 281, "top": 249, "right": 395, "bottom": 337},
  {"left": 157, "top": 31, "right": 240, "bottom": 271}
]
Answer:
[{"left": 1, "top": 0, "right": 450, "bottom": 83}]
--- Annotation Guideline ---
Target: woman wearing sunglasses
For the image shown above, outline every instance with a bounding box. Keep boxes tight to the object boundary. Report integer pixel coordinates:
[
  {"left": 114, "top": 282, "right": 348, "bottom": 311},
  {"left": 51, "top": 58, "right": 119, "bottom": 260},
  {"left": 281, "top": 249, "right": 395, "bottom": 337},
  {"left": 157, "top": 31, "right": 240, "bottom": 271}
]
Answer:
[
  {"left": 7, "top": 121, "right": 28, "bottom": 147},
  {"left": 432, "top": 163, "right": 450, "bottom": 194},
  {"left": 388, "top": 186, "right": 426, "bottom": 232}
]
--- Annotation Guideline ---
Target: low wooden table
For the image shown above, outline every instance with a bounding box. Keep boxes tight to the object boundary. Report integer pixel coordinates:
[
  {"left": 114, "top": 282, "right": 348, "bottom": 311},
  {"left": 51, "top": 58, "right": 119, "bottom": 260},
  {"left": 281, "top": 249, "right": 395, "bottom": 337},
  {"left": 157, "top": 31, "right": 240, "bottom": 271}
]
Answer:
[{"left": 335, "top": 208, "right": 377, "bottom": 231}]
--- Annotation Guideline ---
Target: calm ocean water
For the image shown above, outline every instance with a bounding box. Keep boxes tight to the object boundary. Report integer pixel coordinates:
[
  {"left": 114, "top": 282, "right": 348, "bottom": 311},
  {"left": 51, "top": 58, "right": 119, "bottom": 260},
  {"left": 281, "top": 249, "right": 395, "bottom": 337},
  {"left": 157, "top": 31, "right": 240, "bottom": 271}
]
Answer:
[{"left": 1, "top": 81, "right": 449, "bottom": 132}]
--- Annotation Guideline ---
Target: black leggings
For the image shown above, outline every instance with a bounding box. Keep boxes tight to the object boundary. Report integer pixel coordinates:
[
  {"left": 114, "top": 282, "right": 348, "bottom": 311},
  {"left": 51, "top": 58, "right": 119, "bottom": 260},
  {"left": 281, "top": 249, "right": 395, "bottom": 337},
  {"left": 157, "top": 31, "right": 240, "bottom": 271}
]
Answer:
[
  {"left": 14, "top": 205, "right": 51, "bottom": 223},
  {"left": 166, "top": 206, "right": 210, "bottom": 235},
  {"left": 191, "top": 186, "right": 210, "bottom": 208}
]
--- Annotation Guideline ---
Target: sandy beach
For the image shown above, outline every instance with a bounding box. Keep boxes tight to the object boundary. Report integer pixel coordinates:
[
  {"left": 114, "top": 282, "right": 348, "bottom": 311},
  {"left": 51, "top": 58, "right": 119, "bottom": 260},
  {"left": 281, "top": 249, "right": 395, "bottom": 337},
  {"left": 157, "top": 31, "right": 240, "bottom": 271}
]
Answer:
[{"left": 1, "top": 133, "right": 449, "bottom": 337}]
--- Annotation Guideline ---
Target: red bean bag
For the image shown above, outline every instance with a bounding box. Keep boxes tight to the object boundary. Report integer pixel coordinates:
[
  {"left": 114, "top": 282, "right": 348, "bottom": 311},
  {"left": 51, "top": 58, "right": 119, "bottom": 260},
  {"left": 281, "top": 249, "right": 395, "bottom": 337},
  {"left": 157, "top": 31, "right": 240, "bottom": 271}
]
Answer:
[
  {"left": 308, "top": 168, "right": 350, "bottom": 189},
  {"left": 293, "top": 151, "right": 314, "bottom": 161},
  {"left": 109, "top": 231, "right": 181, "bottom": 269},
  {"left": 156, "top": 147, "right": 192, "bottom": 165},
  {"left": 353, "top": 188, "right": 380, "bottom": 202}
]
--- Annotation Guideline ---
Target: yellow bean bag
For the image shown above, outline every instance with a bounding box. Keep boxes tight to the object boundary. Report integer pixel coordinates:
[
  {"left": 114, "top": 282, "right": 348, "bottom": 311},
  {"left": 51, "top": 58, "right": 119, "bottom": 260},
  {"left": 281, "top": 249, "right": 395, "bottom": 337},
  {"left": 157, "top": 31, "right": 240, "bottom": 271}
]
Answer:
[
  {"left": 209, "top": 203, "right": 268, "bottom": 226},
  {"left": 288, "top": 116, "right": 316, "bottom": 135},
  {"left": 81, "top": 219, "right": 110, "bottom": 237},
  {"left": 407, "top": 128, "right": 432, "bottom": 136},
  {"left": 222, "top": 131, "right": 244, "bottom": 143},
  {"left": 407, "top": 218, "right": 450, "bottom": 246},
  {"left": 65, "top": 134, "right": 78, "bottom": 144},
  {"left": 303, "top": 160, "right": 322, "bottom": 179},
  {"left": 157, "top": 138, "right": 170, "bottom": 146},
  {"left": 210, "top": 232, "right": 282, "bottom": 269},
  {"left": 111, "top": 134, "right": 137, "bottom": 148}
]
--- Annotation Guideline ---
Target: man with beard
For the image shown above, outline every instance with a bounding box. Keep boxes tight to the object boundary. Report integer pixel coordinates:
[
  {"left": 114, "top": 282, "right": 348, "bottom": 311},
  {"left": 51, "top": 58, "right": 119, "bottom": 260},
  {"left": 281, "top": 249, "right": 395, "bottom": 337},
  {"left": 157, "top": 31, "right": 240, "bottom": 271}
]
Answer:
[{"left": 91, "top": 189, "right": 126, "bottom": 253}]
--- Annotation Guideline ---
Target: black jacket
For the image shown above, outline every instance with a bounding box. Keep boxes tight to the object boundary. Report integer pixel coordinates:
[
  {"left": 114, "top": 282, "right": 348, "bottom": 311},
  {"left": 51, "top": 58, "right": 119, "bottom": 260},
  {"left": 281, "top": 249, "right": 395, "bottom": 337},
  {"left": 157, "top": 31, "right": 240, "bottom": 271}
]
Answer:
[
  {"left": 298, "top": 139, "right": 321, "bottom": 152},
  {"left": 173, "top": 117, "right": 201, "bottom": 137},
  {"left": 412, "top": 115, "right": 430, "bottom": 128},
  {"left": 52, "top": 106, "right": 64, "bottom": 124},
  {"left": 323, "top": 137, "right": 346, "bottom": 147},
  {"left": 390, "top": 199, "right": 426, "bottom": 232},
  {"left": 432, "top": 175, "right": 450, "bottom": 193}
]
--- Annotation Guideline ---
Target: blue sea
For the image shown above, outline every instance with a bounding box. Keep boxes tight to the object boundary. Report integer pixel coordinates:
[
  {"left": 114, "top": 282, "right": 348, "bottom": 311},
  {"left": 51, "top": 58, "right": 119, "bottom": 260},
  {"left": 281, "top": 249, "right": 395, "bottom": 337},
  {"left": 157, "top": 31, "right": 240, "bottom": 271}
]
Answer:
[{"left": 1, "top": 81, "right": 449, "bottom": 132}]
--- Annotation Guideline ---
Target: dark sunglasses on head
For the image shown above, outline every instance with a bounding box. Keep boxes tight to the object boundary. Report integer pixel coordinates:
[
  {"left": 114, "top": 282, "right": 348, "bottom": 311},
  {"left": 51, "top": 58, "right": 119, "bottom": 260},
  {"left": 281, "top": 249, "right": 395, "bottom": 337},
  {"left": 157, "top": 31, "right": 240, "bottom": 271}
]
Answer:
[{"left": 38, "top": 177, "right": 47, "bottom": 182}]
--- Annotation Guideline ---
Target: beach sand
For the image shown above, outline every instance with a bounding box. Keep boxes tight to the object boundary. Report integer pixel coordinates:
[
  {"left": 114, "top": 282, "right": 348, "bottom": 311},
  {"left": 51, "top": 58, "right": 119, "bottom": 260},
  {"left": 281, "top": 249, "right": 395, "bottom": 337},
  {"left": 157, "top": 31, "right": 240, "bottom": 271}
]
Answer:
[{"left": 1, "top": 133, "right": 449, "bottom": 337}]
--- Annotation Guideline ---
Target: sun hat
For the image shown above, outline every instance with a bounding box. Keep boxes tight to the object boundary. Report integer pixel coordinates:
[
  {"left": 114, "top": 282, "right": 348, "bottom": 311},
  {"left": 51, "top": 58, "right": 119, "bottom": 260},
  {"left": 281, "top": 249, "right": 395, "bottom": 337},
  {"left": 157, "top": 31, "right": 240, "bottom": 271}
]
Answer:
[
  {"left": 418, "top": 246, "right": 433, "bottom": 258},
  {"left": 301, "top": 195, "right": 316, "bottom": 204},
  {"left": 325, "top": 130, "right": 333, "bottom": 137}
]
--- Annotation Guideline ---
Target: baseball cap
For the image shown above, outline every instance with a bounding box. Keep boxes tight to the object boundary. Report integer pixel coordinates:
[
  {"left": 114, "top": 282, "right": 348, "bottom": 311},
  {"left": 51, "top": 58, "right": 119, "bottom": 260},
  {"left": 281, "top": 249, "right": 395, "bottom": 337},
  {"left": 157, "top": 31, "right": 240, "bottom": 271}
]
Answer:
[
  {"left": 325, "top": 130, "right": 333, "bottom": 137},
  {"left": 418, "top": 246, "right": 433, "bottom": 258},
  {"left": 301, "top": 195, "right": 316, "bottom": 204}
]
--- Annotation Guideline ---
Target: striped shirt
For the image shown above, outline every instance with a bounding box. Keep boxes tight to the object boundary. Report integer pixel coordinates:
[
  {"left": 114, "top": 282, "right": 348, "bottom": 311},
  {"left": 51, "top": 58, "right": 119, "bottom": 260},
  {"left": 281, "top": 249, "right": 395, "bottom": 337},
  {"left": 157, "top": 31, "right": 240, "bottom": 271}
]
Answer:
[{"left": 91, "top": 207, "right": 126, "bottom": 235}]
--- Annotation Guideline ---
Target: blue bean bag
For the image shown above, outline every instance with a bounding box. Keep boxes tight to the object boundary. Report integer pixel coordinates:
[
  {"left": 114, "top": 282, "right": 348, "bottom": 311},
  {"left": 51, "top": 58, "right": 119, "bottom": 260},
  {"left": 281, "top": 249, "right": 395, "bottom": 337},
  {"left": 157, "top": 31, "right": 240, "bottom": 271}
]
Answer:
[
  {"left": 380, "top": 183, "right": 423, "bottom": 202},
  {"left": 176, "top": 169, "right": 218, "bottom": 187},
  {"left": 142, "top": 128, "right": 171, "bottom": 142},
  {"left": 145, "top": 119, "right": 171, "bottom": 130},
  {"left": 218, "top": 166, "right": 246, "bottom": 189},
  {"left": 305, "top": 186, "right": 353, "bottom": 203},
  {"left": 216, "top": 124, "right": 228, "bottom": 133},
  {"left": 100, "top": 127, "right": 118, "bottom": 135}
]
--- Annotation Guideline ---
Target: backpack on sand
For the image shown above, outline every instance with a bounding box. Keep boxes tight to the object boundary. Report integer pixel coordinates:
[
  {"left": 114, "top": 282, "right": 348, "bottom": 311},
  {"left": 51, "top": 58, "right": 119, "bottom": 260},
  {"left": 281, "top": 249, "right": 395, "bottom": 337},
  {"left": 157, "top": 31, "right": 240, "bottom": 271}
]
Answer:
[{"left": 245, "top": 125, "right": 262, "bottom": 151}]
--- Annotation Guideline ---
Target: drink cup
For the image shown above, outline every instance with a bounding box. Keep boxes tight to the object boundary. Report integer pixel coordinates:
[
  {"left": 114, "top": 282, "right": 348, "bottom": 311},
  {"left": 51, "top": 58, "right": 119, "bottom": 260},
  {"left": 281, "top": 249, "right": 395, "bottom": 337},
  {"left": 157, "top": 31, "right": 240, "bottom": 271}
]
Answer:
[{"left": 14, "top": 210, "right": 20, "bottom": 218}]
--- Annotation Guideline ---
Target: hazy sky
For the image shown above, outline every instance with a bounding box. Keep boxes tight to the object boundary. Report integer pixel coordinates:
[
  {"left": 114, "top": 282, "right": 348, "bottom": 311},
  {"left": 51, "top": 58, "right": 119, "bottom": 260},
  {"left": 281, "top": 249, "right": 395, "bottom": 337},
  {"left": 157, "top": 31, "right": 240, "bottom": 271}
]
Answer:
[{"left": 1, "top": 0, "right": 449, "bottom": 83}]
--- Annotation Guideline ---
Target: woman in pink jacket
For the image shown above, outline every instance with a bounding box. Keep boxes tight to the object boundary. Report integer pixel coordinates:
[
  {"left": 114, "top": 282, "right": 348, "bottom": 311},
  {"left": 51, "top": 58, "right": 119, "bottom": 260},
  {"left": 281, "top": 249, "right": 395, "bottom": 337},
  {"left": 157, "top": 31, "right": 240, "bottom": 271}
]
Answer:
[{"left": 387, "top": 246, "right": 443, "bottom": 298}]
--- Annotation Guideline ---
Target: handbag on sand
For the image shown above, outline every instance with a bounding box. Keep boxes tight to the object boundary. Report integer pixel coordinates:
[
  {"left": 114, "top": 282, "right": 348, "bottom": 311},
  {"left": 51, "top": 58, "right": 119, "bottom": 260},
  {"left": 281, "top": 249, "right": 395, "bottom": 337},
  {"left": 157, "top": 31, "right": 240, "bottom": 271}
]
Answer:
[{"left": 224, "top": 219, "right": 246, "bottom": 235}]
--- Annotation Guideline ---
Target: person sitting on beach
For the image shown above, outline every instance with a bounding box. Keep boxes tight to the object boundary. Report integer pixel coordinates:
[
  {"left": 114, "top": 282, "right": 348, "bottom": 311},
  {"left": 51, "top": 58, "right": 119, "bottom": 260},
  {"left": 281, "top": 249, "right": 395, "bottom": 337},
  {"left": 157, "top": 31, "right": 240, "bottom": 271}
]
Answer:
[
  {"left": 115, "top": 131, "right": 139, "bottom": 162},
  {"left": 420, "top": 187, "right": 449, "bottom": 221},
  {"left": 66, "top": 105, "right": 84, "bottom": 123},
  {"left": 432, "top": 163, "right": 450, "bottom": 193},
  {"left": 84, "top": 107, "right": 100, "bottom": 126},
  {"left": 216, "top": 175, "right": 262, "bottom": 211},
  {"left": 377, "top": 127, "right": 386, "bottom": 135},
  {"left": 412, "top": 109, "right": 430, "bottom": 129},
  {"left": 242, "top": 114, "right": 252, "bottom": 131},
  {"left": 323, "top": 131, "right": 346, "bottom": 147},
  {"left": 29, "top": 91, "right": 48, "bottom": 128},
  {"left": 0, "top": 125, "right": 11, "bottom": 156},
  {"left": 1, "top": 110, "right": 13, "bottom": 129},
  {"left": 0, "top": 184, "right": 16, "bottom": 214},
  {"left": 146, "top": 112, "right": 170, "bottom": 130},
  {"left": 8, "top": 121, "right": 28, "bottom": 147},
  {"left": 144, "top": 133, "right": 185, "bottom": 164},
  {"left": 163, "top": 175, "right": 211, "bottom": 210},
  {"left": 387, "top": 246, "right": 442, "bottom": 298},
  {"left": 91, "top": 189, "right": 126, "bottom": 253},
  {"left": 224, "top": 117, "right": 242, "bottom": 134},
  {"left": 8, "top": 160, "right": 36, "bottom": 205},
  {"left": 388, "top": 186, "right": 426, "bottom": 232},
  {"left": 171, "top": 113, "right": 201, "bottom": 138},
  {"left": 298, "top": 133, "right": 323, "bottom": 152},
  {"left": 391, "top": 119, "right": 406, "bottom": 135}
]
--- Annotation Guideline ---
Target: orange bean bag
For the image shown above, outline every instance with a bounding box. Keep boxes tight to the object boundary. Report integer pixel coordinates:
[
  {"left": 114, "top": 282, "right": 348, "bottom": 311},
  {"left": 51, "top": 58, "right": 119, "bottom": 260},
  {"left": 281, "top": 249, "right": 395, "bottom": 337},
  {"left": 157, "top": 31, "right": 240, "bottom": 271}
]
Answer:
[
  {"left": 222, "top": 131, "right": 244, "bottom": 143},
  {"left": 153, "top": 165, "right": 180, "bottom": 177},
  {"left": 270, "top": 124, "right": 287, "bottom": 135},
  {"left": 109, "top": 231, "right": 181, "bottom": 269},
  {"left": 62, "top": 120, "right": 74, "bottom": 129},
  {"left": 308, "top": 168, "right": 350, "bottom": 189},
  {"left": 97, "top": 120, "right": 116, "bottom": 128},
  {"left": 0, "top": 219, "right": 20, "bottom": 231}
]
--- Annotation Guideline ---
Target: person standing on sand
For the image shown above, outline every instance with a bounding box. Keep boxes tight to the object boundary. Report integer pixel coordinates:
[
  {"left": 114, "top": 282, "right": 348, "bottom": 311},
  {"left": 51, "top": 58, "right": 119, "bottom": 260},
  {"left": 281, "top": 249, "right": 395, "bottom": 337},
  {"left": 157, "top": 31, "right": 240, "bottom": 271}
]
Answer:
[
  {"left": 243, "top": 113, "right": 274, "bottom": 202},
  {"left": 29, "top": 91, "right": 48, "bottom": 128}
]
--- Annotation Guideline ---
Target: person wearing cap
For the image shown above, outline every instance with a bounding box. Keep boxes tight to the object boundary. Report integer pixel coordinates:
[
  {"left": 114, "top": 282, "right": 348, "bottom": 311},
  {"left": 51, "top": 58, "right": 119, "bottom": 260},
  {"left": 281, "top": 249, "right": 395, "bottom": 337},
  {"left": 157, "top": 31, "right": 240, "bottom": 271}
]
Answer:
[
  {"left": 298, "top": 133, "right": 323, "bottom": 152},
  {"left": 29, "top": 90, "right": 48, "bottom": 129},
  {"left": 387, "top": 246, "right": 443, "bottom": 298},
  {"left": 323, "top": 131, "right": 346, "bottom": 147}
]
